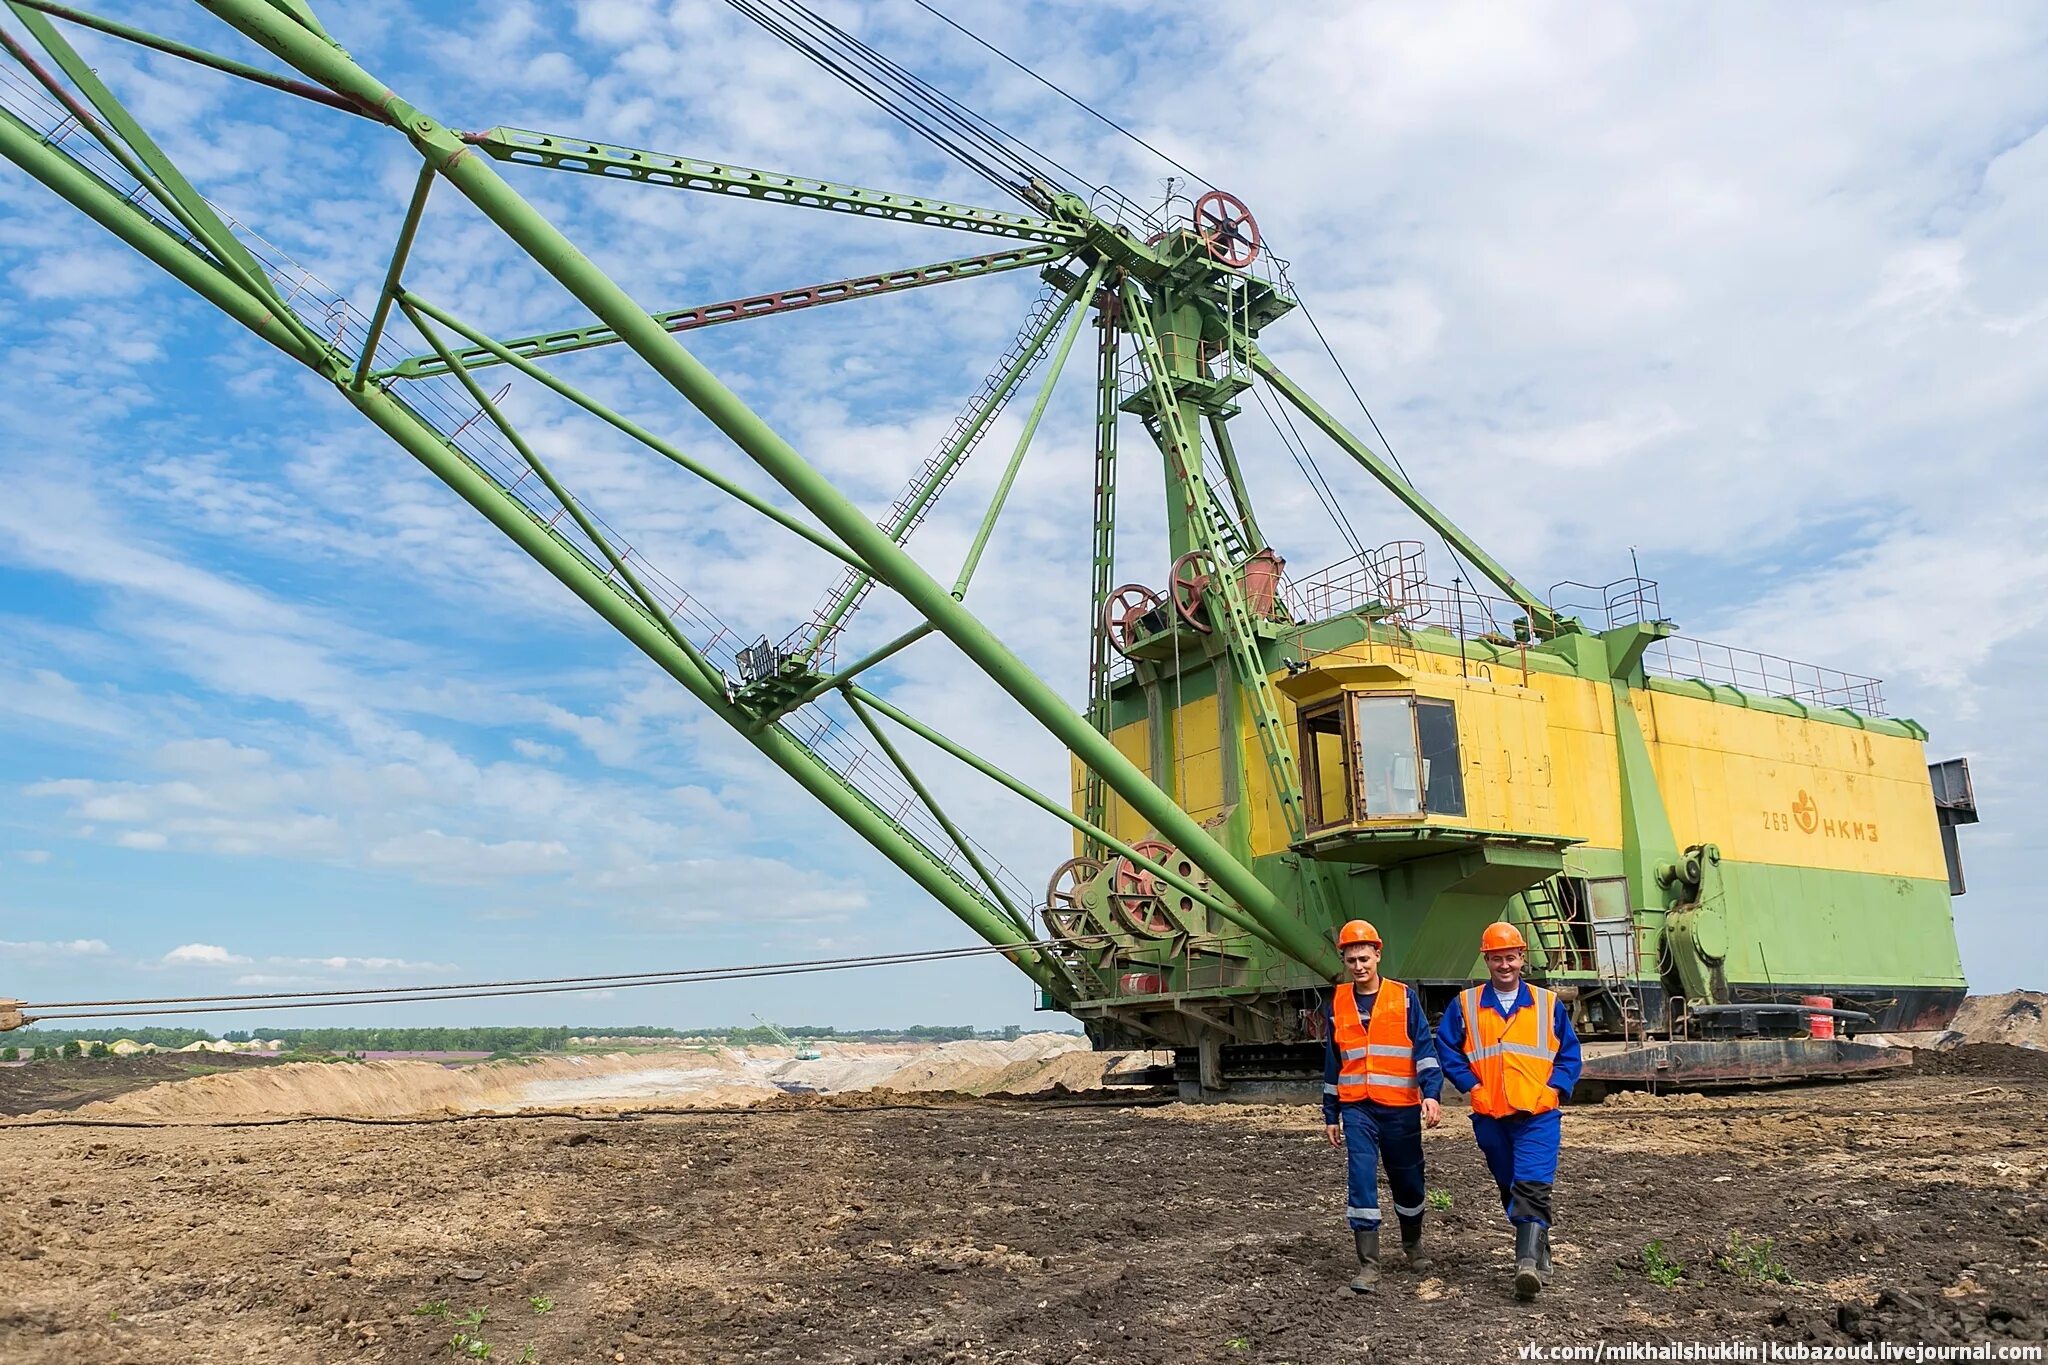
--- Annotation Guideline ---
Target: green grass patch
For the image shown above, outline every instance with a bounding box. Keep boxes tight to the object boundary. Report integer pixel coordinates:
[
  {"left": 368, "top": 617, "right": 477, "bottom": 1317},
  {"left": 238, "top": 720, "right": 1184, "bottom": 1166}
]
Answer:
[
  {"left": 1641, "top": 1239, "right": 1684, "bottom": 1287},
  {"left": 1716, "top": 1232, "right": 1794, "bottom": 1285}
]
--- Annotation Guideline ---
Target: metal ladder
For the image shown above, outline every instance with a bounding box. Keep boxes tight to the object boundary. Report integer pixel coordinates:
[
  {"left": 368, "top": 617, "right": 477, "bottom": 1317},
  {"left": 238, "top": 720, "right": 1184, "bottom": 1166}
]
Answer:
[
  {"left": 1122, "top": 280, "right": 1310, "bottom": 844},
  {"left": 1518, "top": 877, "right": 1584, "bottom": 974},
  {"left": 792, "top": 286, "right": 1067, "bottom": 660},
  {"left": 1081, "top": 309, "right": 1121, "bottom": 854}
]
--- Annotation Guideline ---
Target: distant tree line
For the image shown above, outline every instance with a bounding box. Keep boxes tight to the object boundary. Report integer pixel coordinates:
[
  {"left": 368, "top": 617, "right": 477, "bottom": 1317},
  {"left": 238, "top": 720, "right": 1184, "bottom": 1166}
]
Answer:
[{"left": 6, "top": 1021, "right": 1037, "bottom": 1056}]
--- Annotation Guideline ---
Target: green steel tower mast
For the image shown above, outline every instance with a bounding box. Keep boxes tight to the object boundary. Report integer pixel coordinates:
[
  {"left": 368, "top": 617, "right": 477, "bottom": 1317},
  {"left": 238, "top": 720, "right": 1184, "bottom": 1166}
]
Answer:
[{"left": 0, "top": 0, "right": 1974, "bottom": 1093}]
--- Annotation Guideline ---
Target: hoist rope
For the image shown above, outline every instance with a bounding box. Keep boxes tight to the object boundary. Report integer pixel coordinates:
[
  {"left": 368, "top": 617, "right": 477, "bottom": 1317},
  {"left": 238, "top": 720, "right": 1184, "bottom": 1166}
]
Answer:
[
  {"left": 723, "top": 0, "right": 1090, "bottom": 212},
  {"left": 1294, "top": 298, "right": 1504, "bottom": 634},
  {"left": 1252, "top": 381, "right": 1366, "bottom": 564},
  {"left": 777, "top": 0, "right": 1092, "bottom": 198},
  {"left": 13, "top": 936, "right": 1106, "bottom": 1023},
  {"left": 911, "top": 1, "right": 1208, "bottom": 191},
  {"left": 722, "top": 0, "right": 1030, "bottom": 205}
]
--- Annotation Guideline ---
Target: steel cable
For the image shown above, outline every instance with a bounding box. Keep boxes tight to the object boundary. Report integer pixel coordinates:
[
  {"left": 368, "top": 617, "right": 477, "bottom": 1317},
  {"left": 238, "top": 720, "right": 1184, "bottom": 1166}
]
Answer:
[
  {"left": 15, "top": 936, "right": 1107, "bottom": 1022},
  {"left": 910, "top": 1, "right": 1207, "bottom": 191},
  {"left": 761, "top": 0, "right": 1090, "bottom": 200},
  {"left": 722, "top": 0, "right": 1034, "bottom": 208},
  {"left": 1294, "top": 297, "right": 1502, "bottom": 632}
]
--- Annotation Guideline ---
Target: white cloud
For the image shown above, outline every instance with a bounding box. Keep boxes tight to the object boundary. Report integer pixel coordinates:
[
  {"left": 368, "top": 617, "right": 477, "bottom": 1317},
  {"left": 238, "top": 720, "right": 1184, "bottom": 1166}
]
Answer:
[
  {"left": 300, "top": 956, "right": 451, "bottom": 974},
  {"left": 162, "top": 943, "right": 250, "bottom": 966},
  {"left": 115, "top": 830, "right": 169, "bottom": 851},
  {"left": 510, "top": 737, "right": 565, "bottom": 762},
  {"left": 14, "top": 850, "right": 51, "bottom": 865}
]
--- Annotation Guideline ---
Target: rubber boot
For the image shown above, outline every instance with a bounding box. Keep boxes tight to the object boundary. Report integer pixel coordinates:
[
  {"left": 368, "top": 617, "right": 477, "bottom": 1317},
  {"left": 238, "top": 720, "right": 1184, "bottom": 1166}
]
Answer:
[
  {"left": 1349, "top": 1226, "right": 1381, "bottom": 1293},
  {"left": 1537, "top": 1226, "right": 1552, "bottom": 1276},
  {"left": 1398, "top": 1213, "right": 1430, "bottom": 1272},
  {"left": 1513, "top": 1222, "right": 1542, "bottom": 1301}
]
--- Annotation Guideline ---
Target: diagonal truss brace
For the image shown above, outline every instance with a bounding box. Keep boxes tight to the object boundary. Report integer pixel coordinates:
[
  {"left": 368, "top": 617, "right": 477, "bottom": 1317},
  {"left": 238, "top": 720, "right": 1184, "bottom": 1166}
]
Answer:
[
  {"left": 2, "top": 1, "right": 320, "bottom": 356},
  {"left": 1251, "top": 347, "right": 1561, "bottom": 636},
  {"left": 843, "top": 687, "right": 1031, "bottom": 935},
  {"left": 191, "top": 0, "right": 1342, "bottom": 976},
  {"left": 397, "top": 291, "right": 870, "bottom": 574},
  {"left": 953, "top": 257, "right": 1107, "bottom": 597},
  {"left": 378, "top": 243, "right": 1070, "bottom": 381},
  {"left": 9, "top": 0, "right": 1351, "bottom": 985},
  {"left": 464, "top": 126, "right": 1085, "bottom": 245},
  {"left": 0, "top": 85, "right": 1057, "bottom": 994},
  {"left": 792, "top": 278, "right": 1082, "bottom": 663}
]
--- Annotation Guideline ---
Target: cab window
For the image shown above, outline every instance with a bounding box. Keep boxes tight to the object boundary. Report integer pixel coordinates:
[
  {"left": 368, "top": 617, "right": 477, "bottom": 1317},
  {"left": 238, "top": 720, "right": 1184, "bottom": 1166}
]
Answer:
[
  {"left": 1353, "top": 695, "right": 1421, "bottom": 816},
  {"left": 1301, "top": 702, "right": 1353, "bottom": 829},
  {"left": 1416, "top": 698, "right": 1465, "bottom": 816}
]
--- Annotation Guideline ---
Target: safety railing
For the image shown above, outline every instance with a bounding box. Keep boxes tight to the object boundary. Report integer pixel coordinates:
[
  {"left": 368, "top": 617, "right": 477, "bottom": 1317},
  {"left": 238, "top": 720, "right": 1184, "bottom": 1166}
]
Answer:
[{"left": 1642, "top": 637, "right": 1885, "bottom": 716}]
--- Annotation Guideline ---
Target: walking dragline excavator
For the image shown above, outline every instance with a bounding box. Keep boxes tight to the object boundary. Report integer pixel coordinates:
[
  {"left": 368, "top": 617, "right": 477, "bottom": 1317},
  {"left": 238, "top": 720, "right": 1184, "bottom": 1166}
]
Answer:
[{"left": 0, "top": 0, "right": 1981, "bottom": 1094}]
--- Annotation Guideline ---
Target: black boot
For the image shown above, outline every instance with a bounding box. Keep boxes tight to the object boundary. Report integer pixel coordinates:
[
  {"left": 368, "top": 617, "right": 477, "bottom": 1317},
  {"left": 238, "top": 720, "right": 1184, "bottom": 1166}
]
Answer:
[
  {"left": 1398, "top": 1213, "right": 1431, "bottom": 1272},
  {"left": 1537, "top": 1226, "right": 1552, "bottom": 1276},
  {"left": 1514, "top": 1222, "right": 1542, "bottom": 1301},
  {"left": 1349, "top": 1225, "right": 1380, "bottom": 1293}
]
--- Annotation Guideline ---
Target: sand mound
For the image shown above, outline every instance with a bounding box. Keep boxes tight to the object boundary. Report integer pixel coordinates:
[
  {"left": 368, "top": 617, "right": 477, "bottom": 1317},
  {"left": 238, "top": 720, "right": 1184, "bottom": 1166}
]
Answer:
[
  {"left": 30, "top": 1052, "right": 736, "bottom": 1123},
  {"left": 1948, "top": 992, "right": 2048, "bottom": 1049},
  {"left": 14, "top": 1034, "right": 1160, "bottom": 1121},
  {"left": 876, "top": 1033, "right": 1088, "bottom": 1092}
]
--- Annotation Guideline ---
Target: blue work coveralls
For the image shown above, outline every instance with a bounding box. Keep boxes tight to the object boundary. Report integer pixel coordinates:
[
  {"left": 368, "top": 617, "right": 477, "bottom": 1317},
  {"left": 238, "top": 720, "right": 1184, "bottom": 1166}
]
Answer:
[
  {"left": 1435, "top": 982, "right": 1582, "bottom": 1228},
  {"left": 1321, "top": 987, "right": 1444, "bottom": 1231}
]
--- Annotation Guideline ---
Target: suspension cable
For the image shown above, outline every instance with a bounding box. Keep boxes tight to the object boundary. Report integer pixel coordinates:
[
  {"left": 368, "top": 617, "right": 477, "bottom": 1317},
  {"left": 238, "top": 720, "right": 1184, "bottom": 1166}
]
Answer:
[
  {"left": 765, "top": 0, "right": 1091, "bottom": 200},
  {"left": 1294, "top": 296, "right": 1502, "bottom": 631},
  {"left": 722, "top": 0, "right": 1030, "bottom": 206},
  {"left": 1252, "top": 380, "right": 1365, "bottom": 563},
  {"left": 911, "top": 1, "right": 1207, "bottom": 190},
  {"left": 12, "top": 936, "right": 1104, "bottom": 1023}
]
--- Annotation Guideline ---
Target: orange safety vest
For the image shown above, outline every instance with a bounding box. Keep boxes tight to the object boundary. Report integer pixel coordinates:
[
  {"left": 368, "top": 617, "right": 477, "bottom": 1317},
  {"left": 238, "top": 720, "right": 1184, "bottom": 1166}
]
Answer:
[
  {"left": 1332, "top": 978, "right": 1421, "bottom": 1106},
  {"left": 1459, "top": 983, "right": 1562, "bottom": 1118}
]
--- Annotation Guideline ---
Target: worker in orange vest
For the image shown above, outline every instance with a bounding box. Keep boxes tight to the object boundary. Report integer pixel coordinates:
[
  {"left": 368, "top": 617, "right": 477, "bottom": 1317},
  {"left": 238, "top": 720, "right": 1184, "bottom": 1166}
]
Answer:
[
  {"left": 1322, "top": 918, "right": 1443, "bottom": 1293},
  {"left": 1436, "top": 921, "right": 1582, "bottom": 1301}
]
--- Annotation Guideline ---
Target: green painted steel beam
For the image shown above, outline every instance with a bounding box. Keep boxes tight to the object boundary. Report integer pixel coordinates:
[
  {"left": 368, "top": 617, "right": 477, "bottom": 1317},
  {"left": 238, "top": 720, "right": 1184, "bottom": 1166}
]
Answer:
[
  {"left": 404, "top": 299, "right": 707, "bottom": 670},
  {"left": 1250, "top": 348, "right": 1562, "bottom": 635},
  {"left": 0, "top": 96, "right": 1065, "bottom": 999},
  {"left": 1207, "top": 411, "right": 1265, "bottom": 553},
  {"left": 1081, "top": 307, "right": 1120, "bottom": 856},
  {"left": 6, "top": 0, "right": 372, "bottom": 117},
  {"left": 843, "top": 688, "right": 1031, "bottom": 935},
  {"left": 353, "top": 162, "right": 431, "bottom": 388},
  {"left": 0, "top": 6, "right": 325, "bottom": 365},
  {"left": 843, "top": 685, "right": 1258, "bottom": 937},
  {"left": 796, "top": 281, "right": 1082, "bottom": 662},
  {"left": 396, "top": 292, "right": 870, "bottom": 574},
  {"left": 953, "top": 257, "right": 1105, "bottom": 596},
  {"left": 379, "top": 244, "right": 1070, "bottom": 381},
  {"left": 196, "top": 2, "right": 1341, "bottom": 981},
  {"left": 5, "top": 2, "right": 293, "bottom": 321},
  {"left": 464, "top": 126, "right": 1085, "bottom": 245}
]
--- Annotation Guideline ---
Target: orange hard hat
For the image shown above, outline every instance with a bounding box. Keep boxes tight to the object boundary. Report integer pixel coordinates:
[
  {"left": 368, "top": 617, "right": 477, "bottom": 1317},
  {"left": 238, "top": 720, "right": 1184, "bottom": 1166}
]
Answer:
[
  {"left": 1337, "top": 919, "right": 1382, "bottom": 948},
  {"left": 1480, "top": 921, "right": 1527, "bottom": 954}
]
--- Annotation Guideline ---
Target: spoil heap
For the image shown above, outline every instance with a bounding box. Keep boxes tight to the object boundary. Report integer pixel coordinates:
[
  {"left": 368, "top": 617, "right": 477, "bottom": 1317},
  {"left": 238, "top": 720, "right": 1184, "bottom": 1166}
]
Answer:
[{"left": 1948, "top": 991, "right": 2048, "bottom": 1049}]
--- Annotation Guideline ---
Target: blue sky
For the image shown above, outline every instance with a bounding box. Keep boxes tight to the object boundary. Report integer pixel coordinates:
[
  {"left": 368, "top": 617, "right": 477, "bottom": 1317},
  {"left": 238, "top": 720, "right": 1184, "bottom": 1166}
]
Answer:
[{"left": 2, "top": 1, "right": 2043, "bottom": 1032}]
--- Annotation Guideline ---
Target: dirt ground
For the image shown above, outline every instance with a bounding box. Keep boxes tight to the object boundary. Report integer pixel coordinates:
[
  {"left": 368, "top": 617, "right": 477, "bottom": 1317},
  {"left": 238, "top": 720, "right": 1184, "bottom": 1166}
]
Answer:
[
  {"left": 0, "top": 1054, "right": 276, "bottom": 1116},
  {"left": 2, "top": 1049, "right": 2043, "bottom": 1364}
]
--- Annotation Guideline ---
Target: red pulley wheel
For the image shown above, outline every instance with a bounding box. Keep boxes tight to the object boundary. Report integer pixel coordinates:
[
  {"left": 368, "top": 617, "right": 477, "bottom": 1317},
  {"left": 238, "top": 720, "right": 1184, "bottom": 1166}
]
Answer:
[
  {"left": 1170, "top": 551, "right": 1216, "bottom": 633},
  {"left": 1193, "top": 190, "right": 1260, "bottom": 269},
  {"left": 1103, "top": 583, "right": 1167, "bottom": 657}
]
